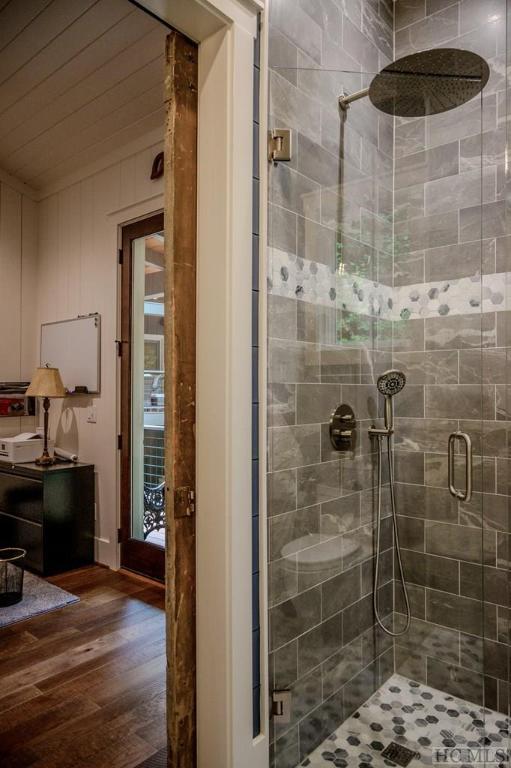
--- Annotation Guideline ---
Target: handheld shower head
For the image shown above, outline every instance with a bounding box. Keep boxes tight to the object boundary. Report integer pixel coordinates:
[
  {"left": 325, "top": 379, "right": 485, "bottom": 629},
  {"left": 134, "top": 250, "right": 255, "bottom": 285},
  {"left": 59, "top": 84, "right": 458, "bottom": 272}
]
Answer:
[
  {"left": 377, "top": 370, "right": 406, "bottom": 397},
  {"left": 372, "top": 370, "right": 412, "bottom": 637},
  {"left": 377, "top": 370, "right": 406, "bottom": 433}
]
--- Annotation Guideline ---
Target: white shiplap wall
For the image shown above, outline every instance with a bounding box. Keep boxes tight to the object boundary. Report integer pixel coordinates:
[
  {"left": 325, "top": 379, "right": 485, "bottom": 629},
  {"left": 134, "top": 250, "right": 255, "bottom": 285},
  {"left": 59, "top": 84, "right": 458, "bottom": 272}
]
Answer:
[
  {"left": 34, "top": 136, "right": 164, "bottom": 567},
  {"left": 0, "top": 0, "right": 166, "bottom": 190},
  {"left": 0, "top": 180, "right": 38, "bottom": 437}
]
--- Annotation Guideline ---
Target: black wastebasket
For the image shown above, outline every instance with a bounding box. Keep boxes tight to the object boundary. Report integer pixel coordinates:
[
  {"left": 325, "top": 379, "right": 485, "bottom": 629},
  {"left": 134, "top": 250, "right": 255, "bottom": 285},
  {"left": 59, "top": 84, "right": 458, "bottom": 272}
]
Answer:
[{"left": 0, "top": 548, "right": 26, "bottom": 607}]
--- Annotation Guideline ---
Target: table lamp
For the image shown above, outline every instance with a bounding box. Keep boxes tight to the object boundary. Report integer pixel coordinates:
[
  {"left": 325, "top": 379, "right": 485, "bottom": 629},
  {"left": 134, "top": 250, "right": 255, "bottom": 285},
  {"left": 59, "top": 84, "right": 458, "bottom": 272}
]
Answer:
[{"left": 26, "top": 367, "right": 66, "bottom": 465}]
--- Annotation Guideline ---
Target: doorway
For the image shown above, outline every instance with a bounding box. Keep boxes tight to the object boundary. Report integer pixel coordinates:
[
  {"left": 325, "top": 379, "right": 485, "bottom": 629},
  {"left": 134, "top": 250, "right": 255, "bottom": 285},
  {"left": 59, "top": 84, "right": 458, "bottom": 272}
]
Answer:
[{"left": 120, "top": 212, "right": 166, "bottom": 582}]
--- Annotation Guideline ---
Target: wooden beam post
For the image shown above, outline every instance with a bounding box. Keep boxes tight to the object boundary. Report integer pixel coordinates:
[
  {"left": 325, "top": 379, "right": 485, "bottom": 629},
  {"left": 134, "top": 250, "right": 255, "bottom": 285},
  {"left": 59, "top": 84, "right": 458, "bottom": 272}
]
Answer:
[{"left": 164, "top": 30, "right": 198, "bottom": 768}]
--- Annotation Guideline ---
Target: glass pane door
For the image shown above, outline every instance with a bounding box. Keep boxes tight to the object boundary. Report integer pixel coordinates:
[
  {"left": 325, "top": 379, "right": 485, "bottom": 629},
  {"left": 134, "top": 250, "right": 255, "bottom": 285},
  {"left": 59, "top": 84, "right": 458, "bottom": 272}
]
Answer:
[
  {"left": 120, "top": 213, "right": 165, "bottom": 581},
  {"left": 131, "top": 230, "right": 165, "bottom": 546}
]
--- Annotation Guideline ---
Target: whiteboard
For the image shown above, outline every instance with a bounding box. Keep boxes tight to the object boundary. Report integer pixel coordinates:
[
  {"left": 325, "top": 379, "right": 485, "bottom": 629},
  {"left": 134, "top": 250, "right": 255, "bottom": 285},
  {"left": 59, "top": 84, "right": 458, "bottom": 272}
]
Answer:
[{"left": 40, "top": 315, "right": 101, "bottom": 395}]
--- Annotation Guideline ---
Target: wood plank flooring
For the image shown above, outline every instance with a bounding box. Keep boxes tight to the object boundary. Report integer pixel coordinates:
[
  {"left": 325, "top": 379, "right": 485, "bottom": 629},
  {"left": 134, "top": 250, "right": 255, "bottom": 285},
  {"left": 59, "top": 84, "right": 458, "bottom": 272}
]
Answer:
[{"left": 0, "top": 566, "right": 166, "bottom": 768}]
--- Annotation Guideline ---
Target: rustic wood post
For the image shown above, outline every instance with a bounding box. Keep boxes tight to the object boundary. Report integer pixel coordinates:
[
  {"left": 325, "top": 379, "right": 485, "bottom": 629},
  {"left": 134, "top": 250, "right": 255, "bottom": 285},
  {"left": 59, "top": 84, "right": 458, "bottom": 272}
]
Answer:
[{"left": 164, "top": 30, "right": 198, "bottom": 768}]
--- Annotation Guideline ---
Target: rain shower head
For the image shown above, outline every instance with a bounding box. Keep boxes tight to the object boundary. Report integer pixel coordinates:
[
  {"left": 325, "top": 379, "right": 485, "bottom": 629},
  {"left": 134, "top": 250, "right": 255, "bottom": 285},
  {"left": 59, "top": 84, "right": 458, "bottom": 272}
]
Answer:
[
  {"left": 377, "top": 370, "right": 406, "bottom": 397},
  {"left": 370, "top": 48, "right": 490, "bottom": 117},
  {"left": 339, "top": 48, "right": 490, "bottom": 118}
]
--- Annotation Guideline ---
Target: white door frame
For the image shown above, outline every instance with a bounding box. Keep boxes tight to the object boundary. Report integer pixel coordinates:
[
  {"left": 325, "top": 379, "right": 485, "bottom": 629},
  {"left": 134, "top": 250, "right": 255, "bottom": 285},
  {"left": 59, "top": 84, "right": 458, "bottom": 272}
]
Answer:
[{"left": 133, "top": 2, "right": 268, "bottom": 767}]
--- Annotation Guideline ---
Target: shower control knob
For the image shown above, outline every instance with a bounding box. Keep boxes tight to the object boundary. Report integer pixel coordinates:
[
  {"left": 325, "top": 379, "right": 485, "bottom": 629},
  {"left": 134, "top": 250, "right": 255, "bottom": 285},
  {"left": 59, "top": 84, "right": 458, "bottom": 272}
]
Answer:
[{"left": 329, "top": 404, "right": 357, "bottom": 452}]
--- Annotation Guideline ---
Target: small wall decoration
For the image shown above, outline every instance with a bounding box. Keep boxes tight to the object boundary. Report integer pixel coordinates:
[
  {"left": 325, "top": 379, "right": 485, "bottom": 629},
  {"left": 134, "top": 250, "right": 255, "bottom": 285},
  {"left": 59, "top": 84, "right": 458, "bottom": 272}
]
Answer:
[{"left": 150, "top": 152, "right": 164, "bottom": 180}]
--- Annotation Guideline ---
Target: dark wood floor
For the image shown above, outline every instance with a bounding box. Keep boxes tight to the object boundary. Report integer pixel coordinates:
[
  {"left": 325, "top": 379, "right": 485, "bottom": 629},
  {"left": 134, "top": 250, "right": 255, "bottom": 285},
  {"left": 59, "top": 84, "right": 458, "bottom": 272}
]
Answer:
[{"left": 0, "top": 566, "right": 166, "bottom": 768}]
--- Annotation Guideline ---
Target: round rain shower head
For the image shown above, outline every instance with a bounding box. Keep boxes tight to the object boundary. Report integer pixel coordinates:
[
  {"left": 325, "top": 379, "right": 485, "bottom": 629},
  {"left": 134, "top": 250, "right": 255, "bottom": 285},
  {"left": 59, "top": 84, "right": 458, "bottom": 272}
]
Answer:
[
  {"left": 377, "top": 370, "right": 406, "bottom": 397},
  {"left": 368, "top": 48, "right": 490, "bottom": 118}
]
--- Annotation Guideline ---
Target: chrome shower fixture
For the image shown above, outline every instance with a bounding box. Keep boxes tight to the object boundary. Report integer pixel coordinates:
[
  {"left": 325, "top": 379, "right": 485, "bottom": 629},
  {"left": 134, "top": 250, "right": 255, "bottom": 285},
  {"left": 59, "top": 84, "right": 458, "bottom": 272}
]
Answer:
[
  {"left": 377, "top": 369, "right": 406, "bottom": 397},
  {"left": 373, "top": 369, "right": 406, "bottom": 435},
  {"left": 339, "top": 48, "right": 490, "bottom": 118},
  {"left": 370, "top": 368, "right": 411, "bottom": 637}
]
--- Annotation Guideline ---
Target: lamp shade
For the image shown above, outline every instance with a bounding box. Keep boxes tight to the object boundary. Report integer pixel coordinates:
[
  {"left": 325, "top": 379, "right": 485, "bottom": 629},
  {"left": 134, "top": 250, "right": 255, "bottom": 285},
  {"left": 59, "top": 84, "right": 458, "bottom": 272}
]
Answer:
[{"left": 26, "top": 367, "right": 66, "bottom": 398}]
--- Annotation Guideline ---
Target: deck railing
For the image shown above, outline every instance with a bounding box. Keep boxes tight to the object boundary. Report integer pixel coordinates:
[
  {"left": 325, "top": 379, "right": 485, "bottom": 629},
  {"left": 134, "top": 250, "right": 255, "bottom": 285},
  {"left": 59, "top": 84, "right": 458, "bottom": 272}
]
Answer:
[{"left": 143, "top": 370, "right": 165, "bottom": 539}]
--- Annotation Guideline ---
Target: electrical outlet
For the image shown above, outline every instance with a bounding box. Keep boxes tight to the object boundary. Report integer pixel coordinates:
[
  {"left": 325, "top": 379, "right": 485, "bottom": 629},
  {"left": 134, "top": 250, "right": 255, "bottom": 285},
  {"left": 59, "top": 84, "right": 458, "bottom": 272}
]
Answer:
[{"left": 87, "top": 406, "right": 97, "bottom": 424}]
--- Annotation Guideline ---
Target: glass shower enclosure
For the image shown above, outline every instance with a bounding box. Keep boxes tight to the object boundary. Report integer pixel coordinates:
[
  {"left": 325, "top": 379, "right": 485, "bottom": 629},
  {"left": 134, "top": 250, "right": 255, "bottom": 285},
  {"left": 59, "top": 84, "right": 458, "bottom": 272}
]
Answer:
[{"left": 267, "top": 30, "right": 510, "bottom": 768}]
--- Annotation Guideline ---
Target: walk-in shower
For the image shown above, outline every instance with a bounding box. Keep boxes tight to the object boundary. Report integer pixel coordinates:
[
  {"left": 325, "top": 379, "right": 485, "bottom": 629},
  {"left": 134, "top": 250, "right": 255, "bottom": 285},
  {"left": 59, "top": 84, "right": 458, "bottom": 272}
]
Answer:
[
  {"left": 268, "top": 1, "right": 510, "bottom": 766},
  {"left": 339, "top": 46, "right": 489, "bottom": 643}
]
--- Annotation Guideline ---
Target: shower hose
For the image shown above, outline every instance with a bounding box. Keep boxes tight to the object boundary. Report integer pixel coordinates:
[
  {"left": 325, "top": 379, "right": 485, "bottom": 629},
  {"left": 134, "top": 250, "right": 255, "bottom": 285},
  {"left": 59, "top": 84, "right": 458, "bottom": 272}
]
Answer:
[{"left": 374, "top": 432, "right": 411, "bottom": 637}]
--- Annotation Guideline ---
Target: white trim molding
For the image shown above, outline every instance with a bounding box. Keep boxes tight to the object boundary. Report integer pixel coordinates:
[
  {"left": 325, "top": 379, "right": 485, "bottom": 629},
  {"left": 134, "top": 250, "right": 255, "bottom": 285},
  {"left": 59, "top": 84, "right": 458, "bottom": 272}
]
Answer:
[
  {"left": 134, "top": 2, "right": 268, "bottom": 767},
  {"left": 132, "top": 0, "right": 261, "bottom": 38}
]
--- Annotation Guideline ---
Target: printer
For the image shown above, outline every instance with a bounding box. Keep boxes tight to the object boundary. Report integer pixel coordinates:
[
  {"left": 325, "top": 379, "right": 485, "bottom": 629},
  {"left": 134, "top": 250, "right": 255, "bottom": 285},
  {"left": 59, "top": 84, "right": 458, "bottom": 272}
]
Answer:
[{"left": 0, "top": 433, "right": 55, "bottom": 464}]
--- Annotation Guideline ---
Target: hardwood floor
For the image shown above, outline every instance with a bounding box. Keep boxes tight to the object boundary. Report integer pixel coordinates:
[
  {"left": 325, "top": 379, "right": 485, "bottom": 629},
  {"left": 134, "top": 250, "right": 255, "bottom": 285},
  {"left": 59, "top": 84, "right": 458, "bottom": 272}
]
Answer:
[{"left": 0, "top": 566, "right": 166, "bottom": 768}]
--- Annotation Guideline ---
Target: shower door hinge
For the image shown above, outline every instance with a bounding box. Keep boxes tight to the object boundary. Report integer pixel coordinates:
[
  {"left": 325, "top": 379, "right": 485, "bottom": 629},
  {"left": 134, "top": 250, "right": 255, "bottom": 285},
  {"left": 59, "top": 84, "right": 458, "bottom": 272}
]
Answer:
[
  {"left": 174, "top": 486, "right": 195, "bottom": 518},
  {"left": 268, "top": 129, "right": 292, "bottom": 164},
  {"left": 272, "top": 690, "right": 292, "bottom": 723}
]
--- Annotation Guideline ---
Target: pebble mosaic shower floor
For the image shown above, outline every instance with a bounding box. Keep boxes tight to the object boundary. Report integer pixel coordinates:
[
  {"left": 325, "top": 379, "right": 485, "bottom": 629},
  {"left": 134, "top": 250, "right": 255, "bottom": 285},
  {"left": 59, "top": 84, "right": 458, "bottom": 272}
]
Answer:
[{"left": 301, "top": 674, "right": 510, "bottom": 768}]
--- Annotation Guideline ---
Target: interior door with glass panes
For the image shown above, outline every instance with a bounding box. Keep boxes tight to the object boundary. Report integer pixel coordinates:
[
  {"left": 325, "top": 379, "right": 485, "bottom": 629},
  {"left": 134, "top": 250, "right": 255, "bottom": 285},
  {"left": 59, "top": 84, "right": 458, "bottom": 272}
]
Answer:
[{"left": 120, "top": 212, "right": 165, "bottom": 581}]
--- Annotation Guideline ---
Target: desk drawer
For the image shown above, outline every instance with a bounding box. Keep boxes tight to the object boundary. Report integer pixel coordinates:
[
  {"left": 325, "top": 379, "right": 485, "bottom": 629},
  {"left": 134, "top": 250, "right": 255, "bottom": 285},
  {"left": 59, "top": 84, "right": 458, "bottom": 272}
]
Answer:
[
  {"left": 0, "top": 473, "right": 43, "bottom": 523},
  {"left": 0, "top": 512, "right": 43, "bottom": 572}
]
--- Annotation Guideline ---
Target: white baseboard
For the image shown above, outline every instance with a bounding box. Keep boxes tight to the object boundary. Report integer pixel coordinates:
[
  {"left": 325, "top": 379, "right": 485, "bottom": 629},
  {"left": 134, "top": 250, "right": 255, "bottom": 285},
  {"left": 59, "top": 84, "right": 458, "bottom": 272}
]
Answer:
[{"left": 94, "top": 536, "right": 119, "bottom": 570}]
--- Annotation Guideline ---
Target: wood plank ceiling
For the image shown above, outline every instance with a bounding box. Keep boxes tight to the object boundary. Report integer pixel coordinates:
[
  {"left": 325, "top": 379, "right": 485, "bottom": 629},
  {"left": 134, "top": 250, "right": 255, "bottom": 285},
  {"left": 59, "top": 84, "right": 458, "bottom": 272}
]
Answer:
[{"left": 0, "top": 0, "right": 167, "bottom": 190}]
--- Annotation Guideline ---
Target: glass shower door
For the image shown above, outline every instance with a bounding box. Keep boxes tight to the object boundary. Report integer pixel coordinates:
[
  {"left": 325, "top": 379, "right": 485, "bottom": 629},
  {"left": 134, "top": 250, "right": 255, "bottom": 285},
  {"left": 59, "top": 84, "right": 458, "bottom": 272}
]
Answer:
[{"left": 268, "top": 57, "right": 502, "bottom": 768}]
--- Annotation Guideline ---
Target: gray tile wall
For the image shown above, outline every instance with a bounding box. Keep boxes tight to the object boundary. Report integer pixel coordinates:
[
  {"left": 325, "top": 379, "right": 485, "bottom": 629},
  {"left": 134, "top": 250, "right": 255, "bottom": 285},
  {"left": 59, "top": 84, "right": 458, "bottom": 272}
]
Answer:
[
  {"left": 267, "top": 2, "right": 396, "bottom": 766},
  {"left": 392, "top": 0, "right": 510, "bottom": 715}
]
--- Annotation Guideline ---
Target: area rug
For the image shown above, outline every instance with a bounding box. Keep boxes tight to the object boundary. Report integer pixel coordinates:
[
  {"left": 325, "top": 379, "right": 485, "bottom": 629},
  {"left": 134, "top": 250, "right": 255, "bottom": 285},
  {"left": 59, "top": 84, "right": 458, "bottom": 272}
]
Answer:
[{"left": 0, "top": 572, "right": 79, "bottom": 628}]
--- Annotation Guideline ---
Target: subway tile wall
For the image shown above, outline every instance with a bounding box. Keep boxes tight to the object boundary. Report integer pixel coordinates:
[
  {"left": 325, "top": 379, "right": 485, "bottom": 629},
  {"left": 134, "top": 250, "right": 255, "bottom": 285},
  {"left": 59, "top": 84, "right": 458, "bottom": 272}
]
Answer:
[
  {"left": 392, "top": 0, "right": 510, "bottom": 716},
  {"left": 268, "top": 1, "right": 396, "bottom": 766}
]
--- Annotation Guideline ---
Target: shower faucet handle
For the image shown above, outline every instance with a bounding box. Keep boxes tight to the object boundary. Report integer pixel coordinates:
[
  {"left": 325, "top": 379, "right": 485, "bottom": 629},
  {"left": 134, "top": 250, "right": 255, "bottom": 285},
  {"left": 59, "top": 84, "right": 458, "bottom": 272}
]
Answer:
[{"left": 329, "top": 404, "right": 357, "bottom": 452}]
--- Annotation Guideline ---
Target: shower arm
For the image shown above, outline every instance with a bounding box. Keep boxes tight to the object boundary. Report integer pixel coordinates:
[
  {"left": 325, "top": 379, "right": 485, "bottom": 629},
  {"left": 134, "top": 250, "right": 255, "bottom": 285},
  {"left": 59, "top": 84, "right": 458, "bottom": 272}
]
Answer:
[{"left": 338, "top": 88, "right": 369, "bottom": 111}]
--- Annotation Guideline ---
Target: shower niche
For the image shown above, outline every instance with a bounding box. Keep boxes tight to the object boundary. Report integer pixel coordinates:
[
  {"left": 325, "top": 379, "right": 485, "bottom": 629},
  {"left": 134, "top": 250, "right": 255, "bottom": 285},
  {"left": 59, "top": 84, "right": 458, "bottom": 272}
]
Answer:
[{"left": 267, "top": 1, "right": 510, "bottom": 765}]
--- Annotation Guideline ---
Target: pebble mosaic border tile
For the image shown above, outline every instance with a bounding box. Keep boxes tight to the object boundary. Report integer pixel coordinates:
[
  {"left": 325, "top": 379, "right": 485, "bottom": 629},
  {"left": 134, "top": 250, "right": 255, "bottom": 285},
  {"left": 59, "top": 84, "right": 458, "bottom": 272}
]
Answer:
[
  {"left": 269, "top": 248, "right": 509, "bottom": 321},
  {"left": 395, "top": 274, "right": 507, "bottom": 321},
  {"left": 269, "top": 247, "right": 394, "bottom": 319},
  {"left": 301, "top": 674, "right": 509, "bottom": 768}
]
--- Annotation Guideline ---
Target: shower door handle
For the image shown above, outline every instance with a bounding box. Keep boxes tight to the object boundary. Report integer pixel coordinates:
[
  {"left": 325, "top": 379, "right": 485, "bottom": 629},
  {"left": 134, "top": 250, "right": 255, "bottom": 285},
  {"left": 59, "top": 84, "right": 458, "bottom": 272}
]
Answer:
[{"left": 448, "top": 432, "right": 473, "bottom": 503}]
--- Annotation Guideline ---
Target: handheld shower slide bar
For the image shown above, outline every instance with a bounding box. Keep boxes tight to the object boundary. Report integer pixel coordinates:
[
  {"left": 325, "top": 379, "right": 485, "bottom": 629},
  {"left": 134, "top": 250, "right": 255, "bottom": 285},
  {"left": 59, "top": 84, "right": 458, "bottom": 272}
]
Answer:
[{"left": 370, "top": 370, "right": 411, "bottom": 638}]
